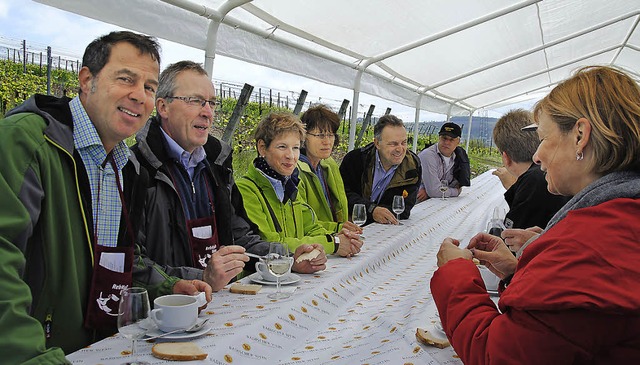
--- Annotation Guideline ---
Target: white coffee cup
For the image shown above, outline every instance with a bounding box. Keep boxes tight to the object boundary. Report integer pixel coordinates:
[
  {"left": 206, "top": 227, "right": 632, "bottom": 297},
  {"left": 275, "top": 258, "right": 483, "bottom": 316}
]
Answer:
[
  {"left": 255, "top": 260, "right": 292, "bottom": 282},
  {"left": 478, "top": 266, "right": 500, "bottom": 292},
  {"left": 150, "top": 294, "right": 205, "bottom": 332}
]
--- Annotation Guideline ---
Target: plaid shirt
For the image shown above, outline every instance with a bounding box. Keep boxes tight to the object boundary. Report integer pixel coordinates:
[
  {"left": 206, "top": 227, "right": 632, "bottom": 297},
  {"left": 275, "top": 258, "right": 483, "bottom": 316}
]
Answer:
[{"left": 70, "top": 96, "right": 130, "bottom": 247}]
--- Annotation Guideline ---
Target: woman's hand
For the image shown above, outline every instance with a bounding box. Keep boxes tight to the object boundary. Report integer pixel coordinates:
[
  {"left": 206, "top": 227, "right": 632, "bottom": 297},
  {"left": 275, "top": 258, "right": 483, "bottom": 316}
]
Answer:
[
  {"left": 467, "top": 232, "right": 518, "bottom": 280},
  {"left": 292, "top": 244, "right": 327, "bottom": 273},
  {"left": 335, "top": 229, "right": 364, "bottom": 257},
  {"left": 342, "top": 220, "right": 363, "bottom": 234},
  {"left": 436, "top": 237, "right": 473, "bottom": 267},
  {"left": 501, "top": 227, "right": 541, "bottom": 253}
]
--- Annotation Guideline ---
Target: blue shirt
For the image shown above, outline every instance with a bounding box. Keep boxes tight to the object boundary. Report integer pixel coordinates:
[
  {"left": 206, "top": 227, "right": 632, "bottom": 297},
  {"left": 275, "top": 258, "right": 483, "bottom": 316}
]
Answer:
[
  {"left": 370, "top": 150, "right": 399, "bottom": 203},
  {"left": 70, "top": 96, "right": 130, "bottom": 247},
  {"left": 160, "top": 127, "right": 206, "bottom": 180}
]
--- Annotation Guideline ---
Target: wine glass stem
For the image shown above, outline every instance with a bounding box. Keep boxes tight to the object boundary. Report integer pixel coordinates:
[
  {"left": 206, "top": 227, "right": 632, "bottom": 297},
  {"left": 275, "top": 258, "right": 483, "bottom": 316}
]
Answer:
[
  {"left": 276, "top": 277, "right": 281, "bottom": 295},
  {"left": 131, "top": 339, "right": 137, "bottom": 360}
]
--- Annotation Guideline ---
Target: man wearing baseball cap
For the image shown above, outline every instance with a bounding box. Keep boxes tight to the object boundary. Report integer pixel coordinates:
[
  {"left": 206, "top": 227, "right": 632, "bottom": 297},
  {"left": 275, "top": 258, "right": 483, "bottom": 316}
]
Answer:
[{"left": 417, "top": 122, "right": 471, "bottom": 201}]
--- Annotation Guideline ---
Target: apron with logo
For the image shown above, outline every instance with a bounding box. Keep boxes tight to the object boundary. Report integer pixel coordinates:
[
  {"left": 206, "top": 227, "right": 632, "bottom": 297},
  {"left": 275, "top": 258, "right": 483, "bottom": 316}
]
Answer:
[
  {"left": 84, "top": 156, "right": 135, "bottom": 330},
  {"left": 169, "top": 167, "right": 220, "bottom": 269}
]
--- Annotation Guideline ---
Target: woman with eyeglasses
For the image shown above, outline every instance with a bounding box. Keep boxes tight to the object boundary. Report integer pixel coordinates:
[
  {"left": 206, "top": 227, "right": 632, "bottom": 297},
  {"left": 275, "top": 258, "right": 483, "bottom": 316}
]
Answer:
[
  {"left": 297, "top": 105, "right": 363, "bottom": 235},
  {"left": 237, "top": 112, "right": 364, "bottom": 262}
]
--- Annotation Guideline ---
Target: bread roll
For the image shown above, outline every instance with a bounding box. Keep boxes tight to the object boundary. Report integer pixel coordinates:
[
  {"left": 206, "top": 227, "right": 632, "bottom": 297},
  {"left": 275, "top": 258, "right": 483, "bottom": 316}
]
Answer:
[
  {"left": 415, "top": 328, "right": 450, "bottom": 349},
  {"left": 230, "top": 283, "right": 262, "bottom": 295},
  {"left": 295, "top": 248, "right": 321, "bottom": 263},
  {"left": 151, "top": 342, "right": 207, "bottom": 361}
]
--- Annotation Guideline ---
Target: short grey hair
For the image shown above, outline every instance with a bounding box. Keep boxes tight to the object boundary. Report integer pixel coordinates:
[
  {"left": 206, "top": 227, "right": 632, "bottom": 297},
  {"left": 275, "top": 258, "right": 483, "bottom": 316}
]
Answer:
[{"left": 156, "top": 60, "right": 208, "bottom": 100}]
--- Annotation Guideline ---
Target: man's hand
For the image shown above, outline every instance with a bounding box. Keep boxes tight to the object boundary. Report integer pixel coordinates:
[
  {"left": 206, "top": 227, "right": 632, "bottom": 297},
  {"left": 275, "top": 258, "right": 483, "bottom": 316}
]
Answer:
[
  {"left": 467, "top": 232, "right": 518, "bottom": 280},
  {"left": 335, "top": 229, "right": 364, "bottom": 257},
  {"left": 172, "top": 279, "right": 212, "bottom": 311},
  {"left": 292, "top": 244, "right": 327, "bottom": 273},
  {"left": 341, "top": 220, "right": 363, "bottom": 234},
  {"left": 436, "top": 237, "right": 473, "bottom": 267},
  {"left": 492, "top": 167, "right": 517, "bottom": 190},
  {"left": 416, "top": 187, "right": 428, "bottom": 203},
  {"left": 202, "top": 245, "right": 249, "bottom": 292},
  {"left": 372, "top": 206, "right": 398, "bottom": 225},
  {"left": 501, "top": 227, "right": 541, "bottom": 253}
]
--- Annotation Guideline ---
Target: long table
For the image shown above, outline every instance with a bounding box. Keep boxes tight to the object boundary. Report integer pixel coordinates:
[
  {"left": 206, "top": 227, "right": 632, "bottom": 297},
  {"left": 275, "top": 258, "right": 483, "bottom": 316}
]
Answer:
[{"left": 68, "top": 170, "right": 506, "bottom": 365}]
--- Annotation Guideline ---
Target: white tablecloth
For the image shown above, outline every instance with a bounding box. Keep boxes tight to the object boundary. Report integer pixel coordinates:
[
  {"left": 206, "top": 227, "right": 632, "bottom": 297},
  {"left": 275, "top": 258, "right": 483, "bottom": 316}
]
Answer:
[{"left": 68, "top": 170, "right": 506, "bottom": 365}]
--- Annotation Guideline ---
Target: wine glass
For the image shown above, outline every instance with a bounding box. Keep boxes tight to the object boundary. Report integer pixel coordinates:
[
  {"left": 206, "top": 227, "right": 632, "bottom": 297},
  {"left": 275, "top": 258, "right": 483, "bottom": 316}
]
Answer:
[
  {"left": 392, "top": 195, "right": 405, "bottom": 224},
  {"left": 117, "top": 287, "right": 151, "bottom": 365},
  {"left": 486, "top": 206, "right": 506, "bottom": 237},
  {"left": 266, "top": 243, "right": 294, "bottom": 300},
  {"left": 352, "top": 204, "right": 367, "bottom": 238},
  {"left": 439, "top": 180, "right": 449, "bottom": 201}
]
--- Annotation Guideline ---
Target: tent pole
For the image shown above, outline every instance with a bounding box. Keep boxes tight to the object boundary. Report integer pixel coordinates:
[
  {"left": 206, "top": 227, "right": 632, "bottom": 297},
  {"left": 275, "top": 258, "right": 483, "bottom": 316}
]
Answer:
[
  {"left": 348, "top": 70, "right": 364, "bottom": 151},
  {"left": 412, "top": 95, "right": 422, "bottom": 153},
  {"left": 466, "top": 110, "right": 475, "bottom": 151}
]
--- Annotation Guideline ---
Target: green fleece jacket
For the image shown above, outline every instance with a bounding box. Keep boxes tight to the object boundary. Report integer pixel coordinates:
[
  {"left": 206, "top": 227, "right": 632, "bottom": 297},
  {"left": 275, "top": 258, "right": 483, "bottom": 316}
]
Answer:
[
  {"left": 297, "top": 157, "right": 349, "bottom": 233},
  {"left": 0, "top": 95, "right": 178, "bottom": 364},
  {"left": 237, "top": 164, "right": 335, "bottom": 254}
]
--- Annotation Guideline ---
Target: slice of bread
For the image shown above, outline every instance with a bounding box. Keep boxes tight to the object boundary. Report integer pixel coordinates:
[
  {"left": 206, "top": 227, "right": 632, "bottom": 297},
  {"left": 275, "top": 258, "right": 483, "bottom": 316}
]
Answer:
[
  {"left": 229, "top": 283, "right": 262, "bottom": 295},
  {"left": 151, "top": 342, "right": 207, "bottom": 361},
  {"left": 295, "top": 248, "right": 321, "bottom": 263},
  {"left": 415, "top": 328, "right": 450, "bottom": 349}
]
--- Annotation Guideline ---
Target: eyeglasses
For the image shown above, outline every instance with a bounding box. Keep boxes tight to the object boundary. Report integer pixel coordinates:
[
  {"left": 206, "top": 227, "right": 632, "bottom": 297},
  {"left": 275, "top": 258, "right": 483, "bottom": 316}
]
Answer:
[
  {"left": 167, "top": 96, "right": 220, "bottom": 109},
  {"left": 307, "top": 132, "right": 337, "bottom": 140}
]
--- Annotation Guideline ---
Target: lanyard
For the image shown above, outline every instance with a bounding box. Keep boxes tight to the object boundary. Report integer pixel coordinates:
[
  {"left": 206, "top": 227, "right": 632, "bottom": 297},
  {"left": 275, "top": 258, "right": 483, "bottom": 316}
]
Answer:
[{"left": 93, "top": 153, "right": 135, "bottom": 247}]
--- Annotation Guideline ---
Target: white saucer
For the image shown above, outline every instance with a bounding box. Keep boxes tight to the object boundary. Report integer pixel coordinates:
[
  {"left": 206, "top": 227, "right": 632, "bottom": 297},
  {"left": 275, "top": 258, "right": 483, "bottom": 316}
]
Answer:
[
  {"left": 248, "top": 272, "right": 300, "bottom": 285},
  {"left": 143, "top": 322, "right": 213, "bottom": 340}
]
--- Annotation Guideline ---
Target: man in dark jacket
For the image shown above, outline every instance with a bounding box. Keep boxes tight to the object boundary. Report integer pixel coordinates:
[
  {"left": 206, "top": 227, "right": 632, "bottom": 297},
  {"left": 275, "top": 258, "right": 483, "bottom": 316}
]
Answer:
[
  {"left": 492, "top": 109, "right": 570, "bottom": 249},
  {"left": 132, "top": 61, "right": 326, "bottom": 292},
  {"left": 340, "top": 115, "right": 422, "bottom": 225}
]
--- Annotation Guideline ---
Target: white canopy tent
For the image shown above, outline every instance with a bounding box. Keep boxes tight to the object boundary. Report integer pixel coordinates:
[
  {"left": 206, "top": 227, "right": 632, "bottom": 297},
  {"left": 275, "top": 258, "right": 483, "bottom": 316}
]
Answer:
[{"left": 36, "top": 0, "right": 640, "bottom": 150}]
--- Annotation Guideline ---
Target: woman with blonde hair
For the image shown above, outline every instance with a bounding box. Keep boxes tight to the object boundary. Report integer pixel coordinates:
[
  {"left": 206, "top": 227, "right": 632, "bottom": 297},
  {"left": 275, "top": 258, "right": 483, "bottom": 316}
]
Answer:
[{"left": 432, "top": 66, "right": 640, "bottom": 364}]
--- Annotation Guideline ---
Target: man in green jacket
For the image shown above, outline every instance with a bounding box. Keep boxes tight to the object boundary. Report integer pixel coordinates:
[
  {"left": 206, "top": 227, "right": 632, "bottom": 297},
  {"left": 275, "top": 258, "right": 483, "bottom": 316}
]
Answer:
[{"left": 0, "top": 31, "right": 211, "bottom": 364}]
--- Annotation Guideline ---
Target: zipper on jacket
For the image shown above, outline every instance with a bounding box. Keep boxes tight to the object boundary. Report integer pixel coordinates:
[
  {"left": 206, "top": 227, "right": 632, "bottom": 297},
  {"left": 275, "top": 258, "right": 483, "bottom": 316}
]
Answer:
[
  {"left": 44, "top": 135, "right": 94, "bottom": 264},
  {"left": 44, "top": 312, "right": 53, "bottom": 339},
  {"left": 289, "top": 200, "right": 299, "bottom": 237}
]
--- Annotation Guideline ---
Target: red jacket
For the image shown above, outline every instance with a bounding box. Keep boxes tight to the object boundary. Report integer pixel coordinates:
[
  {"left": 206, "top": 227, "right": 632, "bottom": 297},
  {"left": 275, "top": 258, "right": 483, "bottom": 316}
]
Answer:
[{"left": 431, "top": 198, "right": 640, "bottom": 364}]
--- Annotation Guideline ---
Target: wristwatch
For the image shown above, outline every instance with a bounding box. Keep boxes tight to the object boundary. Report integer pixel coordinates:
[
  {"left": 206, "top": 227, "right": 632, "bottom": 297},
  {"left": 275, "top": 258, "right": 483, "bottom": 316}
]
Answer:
[{"left": 333, "top": 234, "right": 341, "bottom": 253}]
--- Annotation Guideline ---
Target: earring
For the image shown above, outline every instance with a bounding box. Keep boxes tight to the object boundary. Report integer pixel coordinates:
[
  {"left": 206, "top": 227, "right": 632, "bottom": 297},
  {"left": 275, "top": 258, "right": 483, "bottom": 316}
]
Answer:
[{"left": 576, "top": 150, "right": 584, "bottom": 161}]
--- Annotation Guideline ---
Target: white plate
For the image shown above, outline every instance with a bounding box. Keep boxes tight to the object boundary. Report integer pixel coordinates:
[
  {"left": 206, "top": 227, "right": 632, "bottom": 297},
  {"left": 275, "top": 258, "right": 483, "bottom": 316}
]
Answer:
[
  {"left": 248, "top": 272, "right": 300, "bottom": 285},
  {"left": 143, "top": 322, "right": 213, "bottom": 340}
]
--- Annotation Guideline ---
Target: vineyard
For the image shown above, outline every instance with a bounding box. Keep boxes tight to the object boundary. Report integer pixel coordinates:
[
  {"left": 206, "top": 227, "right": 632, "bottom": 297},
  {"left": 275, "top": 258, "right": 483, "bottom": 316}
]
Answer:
[{"left": 0, "top": 59, "right": 501, "bottom": 181}]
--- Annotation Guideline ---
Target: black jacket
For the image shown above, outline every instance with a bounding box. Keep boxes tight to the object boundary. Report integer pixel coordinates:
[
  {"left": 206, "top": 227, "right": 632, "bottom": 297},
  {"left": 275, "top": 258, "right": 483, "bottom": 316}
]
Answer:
[
  {"left": 131, "top": 117, "right": 269, "bottom": 283},
  {"left": 339, "top": 142, "right": 422, "bottom": 225},
  {"left": 504, "top": 163, "right": 570, "bottom": 229}
]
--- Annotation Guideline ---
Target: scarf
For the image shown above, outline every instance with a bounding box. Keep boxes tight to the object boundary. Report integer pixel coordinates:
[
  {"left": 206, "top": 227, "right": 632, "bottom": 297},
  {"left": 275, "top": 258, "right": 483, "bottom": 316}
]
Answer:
[
  {"left": 254, "top": 156, "right": 300, "bottom": 203},
  {"left": 517, "top": 170, "right": 640, "bottom": 256}
]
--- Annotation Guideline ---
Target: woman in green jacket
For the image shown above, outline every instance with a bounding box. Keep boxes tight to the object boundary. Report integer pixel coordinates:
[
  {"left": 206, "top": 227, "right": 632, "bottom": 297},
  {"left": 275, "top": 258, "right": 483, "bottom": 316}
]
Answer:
[
  {"left": 298, "top": 105, "right": 363, "bottom": 234},
  {"left": 237, "top": 112, "right": 363, "bottom": 260}
]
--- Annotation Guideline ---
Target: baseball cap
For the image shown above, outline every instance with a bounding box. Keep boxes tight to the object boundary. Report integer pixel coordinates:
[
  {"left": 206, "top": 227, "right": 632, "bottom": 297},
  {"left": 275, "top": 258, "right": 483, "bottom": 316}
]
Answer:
[{"left": 439, "top": 122, "right": 462, "bottom": 138}]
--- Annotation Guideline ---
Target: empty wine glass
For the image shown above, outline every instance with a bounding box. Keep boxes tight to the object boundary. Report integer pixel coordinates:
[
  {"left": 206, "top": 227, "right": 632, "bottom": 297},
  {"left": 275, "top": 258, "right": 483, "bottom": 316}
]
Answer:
[
  {"left": 117, "top": 287, "right": 151, "bottom": 365},
  {"left": 352, "top": 203, "right": 367, "bottom": 239},
  {"left": 392, "top": 195, "right": 405, "bottom": 224},
  {"left": 266, "top": 243, "right": 294, "bottom": 300},
  {"left": 439, "top": 180, "right": 449, "bottom": 201}
]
